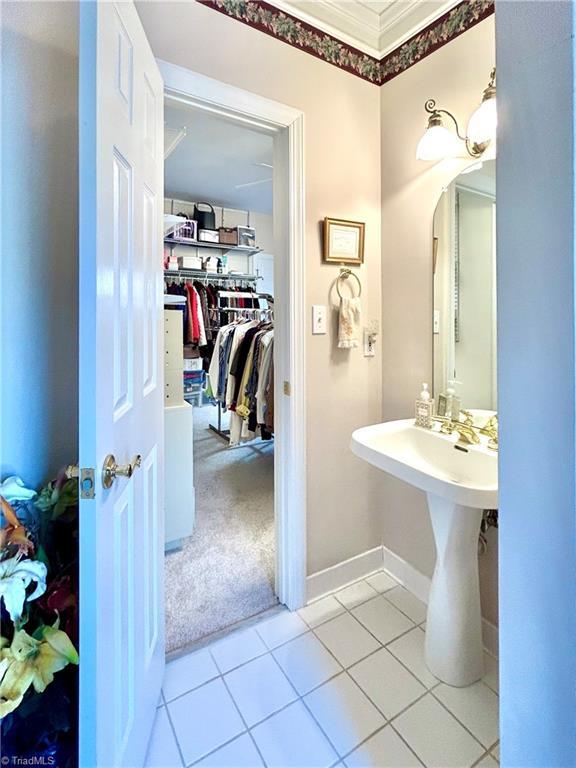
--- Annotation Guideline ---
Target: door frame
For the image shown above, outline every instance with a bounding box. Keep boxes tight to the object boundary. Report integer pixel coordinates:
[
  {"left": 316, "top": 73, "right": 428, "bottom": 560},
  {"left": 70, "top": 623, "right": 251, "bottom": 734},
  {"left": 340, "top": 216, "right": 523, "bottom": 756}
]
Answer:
[{"left": 159, "top": 60, "right": 307, "bottom": 610}]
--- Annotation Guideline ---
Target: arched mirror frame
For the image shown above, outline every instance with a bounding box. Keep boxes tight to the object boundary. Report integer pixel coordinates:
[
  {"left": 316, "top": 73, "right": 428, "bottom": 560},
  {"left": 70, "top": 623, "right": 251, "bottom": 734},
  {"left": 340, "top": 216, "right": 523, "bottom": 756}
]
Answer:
[{"left": 432, "top": 159, "right": 496, "bottom": 411}]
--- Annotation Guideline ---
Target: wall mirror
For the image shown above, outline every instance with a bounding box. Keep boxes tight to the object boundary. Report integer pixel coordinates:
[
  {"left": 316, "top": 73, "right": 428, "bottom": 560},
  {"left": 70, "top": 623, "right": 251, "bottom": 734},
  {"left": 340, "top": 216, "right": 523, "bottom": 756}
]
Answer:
[{"left": 433, "top": 159, "right": 496, "bottom": 409}]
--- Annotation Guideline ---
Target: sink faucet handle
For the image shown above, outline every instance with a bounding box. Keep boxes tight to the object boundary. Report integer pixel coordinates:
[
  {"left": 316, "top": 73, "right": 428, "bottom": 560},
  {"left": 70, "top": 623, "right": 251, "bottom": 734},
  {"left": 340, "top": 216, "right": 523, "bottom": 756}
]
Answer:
[
  {"left": 460, "top": 410, "right": 474, "bottom": 427},
  {"left": 481, "top": 413, "right": 498, "bottom": 450}
]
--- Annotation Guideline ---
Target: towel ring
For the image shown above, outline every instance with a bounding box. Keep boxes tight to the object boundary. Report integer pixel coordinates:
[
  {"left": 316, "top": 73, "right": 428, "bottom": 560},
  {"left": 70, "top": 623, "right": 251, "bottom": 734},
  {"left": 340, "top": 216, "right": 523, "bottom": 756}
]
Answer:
[{"left": 336, "top": 268, "right": 362, "bottom": 299}]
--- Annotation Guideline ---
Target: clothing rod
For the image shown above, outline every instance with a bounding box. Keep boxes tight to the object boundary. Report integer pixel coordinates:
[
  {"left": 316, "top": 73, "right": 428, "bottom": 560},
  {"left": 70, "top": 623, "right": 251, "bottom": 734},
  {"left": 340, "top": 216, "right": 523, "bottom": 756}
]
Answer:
[
  {"left": 211, "top": 308, "right": 273, "bottom": 314},
  {"left": 217, "top": 290, "right": 261, "bottom": 299},
  {"left": 164, "top": 270, "right": 261, "bottom": 281}
]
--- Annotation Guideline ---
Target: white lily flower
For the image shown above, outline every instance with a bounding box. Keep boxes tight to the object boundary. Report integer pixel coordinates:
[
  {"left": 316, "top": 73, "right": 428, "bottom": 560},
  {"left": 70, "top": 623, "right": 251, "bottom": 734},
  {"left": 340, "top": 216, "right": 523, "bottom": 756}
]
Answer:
[
  {"left": 0, "top": 556, "right": 47, "bottom": 623},
  {"left": 0, "top": 476, "right": 37, "bottom": 504}
]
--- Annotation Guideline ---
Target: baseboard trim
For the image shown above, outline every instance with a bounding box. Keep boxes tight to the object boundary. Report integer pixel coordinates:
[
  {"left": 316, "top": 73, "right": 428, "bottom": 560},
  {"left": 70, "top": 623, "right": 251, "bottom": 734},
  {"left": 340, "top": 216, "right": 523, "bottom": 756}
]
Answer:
[
  {"left": 383, "top": 546, "right": 499, "bottom": 658},
  {"left": 306, "top": 545, "right": 499, "bottom": 658},
  {"left": 306, "top": 546, "right": 384, "bottom": 602},
  {"left": 382, "top": 547, "right": 431, "bottom": 604},
  {"left": 481, "top": 617, "right": 499, "bottom": 659}
]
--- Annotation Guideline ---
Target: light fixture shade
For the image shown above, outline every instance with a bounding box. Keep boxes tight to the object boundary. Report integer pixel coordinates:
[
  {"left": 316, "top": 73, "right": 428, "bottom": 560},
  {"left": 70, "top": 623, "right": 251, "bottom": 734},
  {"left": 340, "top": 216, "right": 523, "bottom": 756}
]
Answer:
[
  {"left": 467, "top": 96, "right": 497, "bottom": 145},
  {"left": 416, "top": 124, "right": 461, "bottom": 161}
]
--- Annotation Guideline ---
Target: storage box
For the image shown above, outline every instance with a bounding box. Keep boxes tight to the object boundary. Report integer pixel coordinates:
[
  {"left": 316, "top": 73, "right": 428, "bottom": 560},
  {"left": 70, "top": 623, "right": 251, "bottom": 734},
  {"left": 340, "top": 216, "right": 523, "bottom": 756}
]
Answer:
[
  {"left": 166, "top": 256, "right": 180, "bottom": 271},
  {"left": 198, "top": 229, "right": 219, "bottom": 244},
  {"left": 204, "top": 256, "right": 220, "bottom": 273},
  {"left": 181, "top": 254, "right": 203, "bottom": 270},
  {"left": 238, "top": 226, "right": 256, "bottom": 248},
  {"left": 184, "top": 358, "right": 203, "bottom": 372},
  {"left": 218, "top": 227, "right": 239, "bottom": 245},
  {"left": 172, "top": 219, "right": 197, "bottom": 242}
]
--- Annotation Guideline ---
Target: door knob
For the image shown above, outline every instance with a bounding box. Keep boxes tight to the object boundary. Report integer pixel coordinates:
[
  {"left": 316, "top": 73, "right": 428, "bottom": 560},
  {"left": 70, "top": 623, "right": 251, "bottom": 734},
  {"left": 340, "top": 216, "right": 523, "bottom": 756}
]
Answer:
[{"left": 102, "top": 454, "right": 142, "bottom": 489}]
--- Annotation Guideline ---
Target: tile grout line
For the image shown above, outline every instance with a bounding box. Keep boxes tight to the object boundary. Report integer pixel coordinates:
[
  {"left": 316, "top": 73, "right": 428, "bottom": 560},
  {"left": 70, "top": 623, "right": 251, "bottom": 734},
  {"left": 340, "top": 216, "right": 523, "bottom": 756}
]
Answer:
[
  {"left": 269, "top": 603, "right": 443, "bottom": 766},
  {"left": 160, "top": 573, "right": 498, "bottom": 768},
  {"left": 298, "top": 586, "right": 448, "bottom": 723},
  {"left": 186, "top": 728, "right": 250, "bottom": 768},
  {"left": 162, "top": 694, "right": 189, "bottom": 768},
  {"left": 218, "top": 668, "right": 270, "bottom": 768},
  {"left": 428, "top": 687, "right": 495, "bottom": 754},
  {"left": 381, "top": 590, "right": 428, "bottom": 625},
  {"left": 348, "top": 627, "right": 437, "bottom": 693},
  {"left": 166, "top": 601, "right": 284, "bottom": 662},
  {"left": 266, "top": 640, "right": 346, "bottom": 761},
  {"left": 387, "top": 721, "right": 428, "bottom": 768}
]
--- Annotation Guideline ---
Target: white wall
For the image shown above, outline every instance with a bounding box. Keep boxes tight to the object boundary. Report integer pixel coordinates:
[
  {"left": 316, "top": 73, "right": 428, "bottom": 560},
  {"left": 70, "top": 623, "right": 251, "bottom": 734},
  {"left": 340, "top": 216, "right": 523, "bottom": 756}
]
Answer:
[
  {"left": 138, "top": 0, "right": 385, "bottom": 575},
  {"left": 379, "top": 17, "right": 497, "bottom": 624},
  {"left": 496, "top": 1, "right": 576, "bottom": 763},
  {"left": 0, "top": 2, "right": 78, "bottom": 489}
]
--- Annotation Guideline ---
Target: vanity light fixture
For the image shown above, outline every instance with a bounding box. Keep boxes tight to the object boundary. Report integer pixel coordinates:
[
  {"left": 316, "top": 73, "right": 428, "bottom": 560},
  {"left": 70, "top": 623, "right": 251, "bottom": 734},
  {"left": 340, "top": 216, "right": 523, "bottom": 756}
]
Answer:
[{"left": 416, "top": 69, "right": 496, "bottom": 162}]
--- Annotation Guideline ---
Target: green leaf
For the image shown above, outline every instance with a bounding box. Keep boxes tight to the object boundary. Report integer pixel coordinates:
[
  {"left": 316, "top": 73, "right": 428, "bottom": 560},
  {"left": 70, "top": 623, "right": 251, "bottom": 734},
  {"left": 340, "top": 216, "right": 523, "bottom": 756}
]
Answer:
[
  {"left": 32, "top": 624, "right": 47, "bottom": 640},
  {"left": 35, "top": 483, "right": 56, "bottom": 512},
  {"left": 35, "top": 544, "right": 50, "bottom": 570},
  {"left": 52, "top": 481, "right": 79, "bottom": 519}
]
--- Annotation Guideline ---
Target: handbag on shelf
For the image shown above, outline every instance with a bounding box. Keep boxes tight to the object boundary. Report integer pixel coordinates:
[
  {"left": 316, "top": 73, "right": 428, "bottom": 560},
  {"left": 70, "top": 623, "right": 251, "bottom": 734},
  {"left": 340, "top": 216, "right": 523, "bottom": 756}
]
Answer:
[{"left": 192, "top": 202, "right": 216, "bottom": 230}]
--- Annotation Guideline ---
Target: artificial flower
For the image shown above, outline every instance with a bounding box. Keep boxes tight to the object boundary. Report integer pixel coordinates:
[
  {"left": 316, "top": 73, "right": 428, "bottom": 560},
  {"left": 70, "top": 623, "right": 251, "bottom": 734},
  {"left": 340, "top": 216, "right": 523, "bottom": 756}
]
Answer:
[
  {"left": 0, "top": 627, "right": 78, "bottom": 718},
  {"left": 0, "top": 477, "right": 37, "bottom": 504},
  {"left": 0, "top": 496, "right": 34, "bottom": 556},
  {"left": 36, "top": 575, "right": 78, "bottom": 644},
  {"left": 0, "top": 555, "right": 47, "bottom": 623}
]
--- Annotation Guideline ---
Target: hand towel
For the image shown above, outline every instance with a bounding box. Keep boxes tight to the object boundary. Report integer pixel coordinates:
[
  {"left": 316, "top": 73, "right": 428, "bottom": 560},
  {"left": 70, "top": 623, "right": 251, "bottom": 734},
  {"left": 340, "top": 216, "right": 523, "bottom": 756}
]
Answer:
[{"left": 338, "top": 297, "right": 361, "bottom": 349}]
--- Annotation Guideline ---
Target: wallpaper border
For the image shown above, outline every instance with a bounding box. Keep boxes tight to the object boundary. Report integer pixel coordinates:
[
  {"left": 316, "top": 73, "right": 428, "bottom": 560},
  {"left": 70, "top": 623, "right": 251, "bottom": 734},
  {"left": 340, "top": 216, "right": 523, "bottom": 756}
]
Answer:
[{"left": 198, "top": 0, "right": 495, "bottom": 86}]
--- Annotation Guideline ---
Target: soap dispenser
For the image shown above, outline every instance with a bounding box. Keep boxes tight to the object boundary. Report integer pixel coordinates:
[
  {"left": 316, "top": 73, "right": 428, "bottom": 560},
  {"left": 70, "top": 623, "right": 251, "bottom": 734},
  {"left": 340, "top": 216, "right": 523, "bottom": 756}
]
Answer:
[{"left": 415, "top": 383, "right": 434, "bottom": 428}]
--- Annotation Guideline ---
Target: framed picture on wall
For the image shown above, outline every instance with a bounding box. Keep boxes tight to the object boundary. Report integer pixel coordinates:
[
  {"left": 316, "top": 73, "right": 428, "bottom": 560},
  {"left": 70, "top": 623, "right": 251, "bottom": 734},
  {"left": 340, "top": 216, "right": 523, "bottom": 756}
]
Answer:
[{"left": 323, "top": 217, "right": 365, "bottom": 265}]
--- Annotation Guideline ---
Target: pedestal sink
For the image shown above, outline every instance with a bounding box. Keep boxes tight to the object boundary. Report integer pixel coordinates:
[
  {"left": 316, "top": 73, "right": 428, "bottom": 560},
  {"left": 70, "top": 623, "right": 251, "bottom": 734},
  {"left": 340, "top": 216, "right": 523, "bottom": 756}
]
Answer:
[{"left": 351, "top": 418, "right": 498, "bottom": 687}]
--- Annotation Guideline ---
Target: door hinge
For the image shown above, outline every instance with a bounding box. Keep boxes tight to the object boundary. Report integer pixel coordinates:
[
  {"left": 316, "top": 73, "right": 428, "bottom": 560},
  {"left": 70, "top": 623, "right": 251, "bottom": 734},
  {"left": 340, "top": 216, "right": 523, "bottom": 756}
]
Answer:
[
  {"left": 65, "top": 465, "right": 95, "bottom": 499},
  {"left": 283, "top": 380, "right": 291, "bottom": 396}
]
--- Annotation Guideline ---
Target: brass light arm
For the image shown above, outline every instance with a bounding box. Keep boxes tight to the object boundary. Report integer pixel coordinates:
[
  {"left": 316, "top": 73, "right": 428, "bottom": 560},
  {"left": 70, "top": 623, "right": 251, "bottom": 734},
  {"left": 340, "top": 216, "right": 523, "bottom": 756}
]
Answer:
[
  {"left": 424, "top": 99, "right": 488, "bottom": 158},
  {"left": 424, "top": 100, "right": 468, "bottom": 141}
]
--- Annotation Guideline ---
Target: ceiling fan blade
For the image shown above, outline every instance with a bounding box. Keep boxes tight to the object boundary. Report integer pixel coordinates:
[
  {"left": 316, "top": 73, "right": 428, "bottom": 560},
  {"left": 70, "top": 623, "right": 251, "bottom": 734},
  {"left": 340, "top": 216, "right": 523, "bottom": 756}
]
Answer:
[
  {"left": 235, "top": 178, "right": 273, "bottom": 189},
  {"left": 164, "top": 126, "right": 187, "bottom": 159}
]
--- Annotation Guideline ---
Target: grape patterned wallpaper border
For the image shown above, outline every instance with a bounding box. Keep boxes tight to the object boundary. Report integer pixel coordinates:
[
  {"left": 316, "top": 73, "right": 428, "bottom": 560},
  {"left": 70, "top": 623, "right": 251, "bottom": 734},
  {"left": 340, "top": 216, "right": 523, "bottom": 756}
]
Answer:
[{"left": 198, "top": 0, "right": 494, "bottom": 86}]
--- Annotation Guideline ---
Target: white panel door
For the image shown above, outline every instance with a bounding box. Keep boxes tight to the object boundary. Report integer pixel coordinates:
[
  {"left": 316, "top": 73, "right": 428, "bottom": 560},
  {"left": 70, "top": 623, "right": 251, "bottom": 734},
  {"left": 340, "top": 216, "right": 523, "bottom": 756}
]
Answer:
[{"left": 79, "top": 2, "right": 164, "bottom": 766}]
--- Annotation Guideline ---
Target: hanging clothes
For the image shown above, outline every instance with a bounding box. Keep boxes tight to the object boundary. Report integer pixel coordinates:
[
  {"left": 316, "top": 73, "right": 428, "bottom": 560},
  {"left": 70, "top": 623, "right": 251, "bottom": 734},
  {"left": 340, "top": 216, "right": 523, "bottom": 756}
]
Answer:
[{"left": 209, "top": 320, "right": 274, "bottom": 445}]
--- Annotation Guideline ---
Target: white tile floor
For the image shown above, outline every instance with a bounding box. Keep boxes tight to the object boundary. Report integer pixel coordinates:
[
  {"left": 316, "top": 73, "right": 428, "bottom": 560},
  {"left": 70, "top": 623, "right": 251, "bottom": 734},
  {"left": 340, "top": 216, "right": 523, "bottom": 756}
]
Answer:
[{"left": 147, "top": 570, "right": 499, "bottom": 768}]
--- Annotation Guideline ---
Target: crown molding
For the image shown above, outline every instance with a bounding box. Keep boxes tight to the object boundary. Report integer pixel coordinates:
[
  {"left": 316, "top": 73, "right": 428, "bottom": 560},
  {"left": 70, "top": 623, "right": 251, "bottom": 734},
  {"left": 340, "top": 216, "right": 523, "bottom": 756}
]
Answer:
[
  {"left": 270, "top": 0, "right": 382, "bottom": 58},
  {"left": 198, "top": 0, "right": 495, "bottom": 86},
  {"left": 378, "top": 0, "right": 459, "bottom": 57}
]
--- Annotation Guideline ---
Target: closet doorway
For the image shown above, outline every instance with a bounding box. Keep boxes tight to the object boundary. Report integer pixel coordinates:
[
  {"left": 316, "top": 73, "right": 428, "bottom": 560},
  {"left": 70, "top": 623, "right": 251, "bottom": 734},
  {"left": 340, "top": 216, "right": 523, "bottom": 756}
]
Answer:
[{"left": 159, "top": 64, "right": 306, "bottom": 655}]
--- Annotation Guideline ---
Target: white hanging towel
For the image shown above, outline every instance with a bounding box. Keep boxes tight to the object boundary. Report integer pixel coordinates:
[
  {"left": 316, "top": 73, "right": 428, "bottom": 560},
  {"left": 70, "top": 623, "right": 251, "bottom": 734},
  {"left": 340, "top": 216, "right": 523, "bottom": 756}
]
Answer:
[{"left": 338, "top": 297, "right": 361, "bottom": 349}]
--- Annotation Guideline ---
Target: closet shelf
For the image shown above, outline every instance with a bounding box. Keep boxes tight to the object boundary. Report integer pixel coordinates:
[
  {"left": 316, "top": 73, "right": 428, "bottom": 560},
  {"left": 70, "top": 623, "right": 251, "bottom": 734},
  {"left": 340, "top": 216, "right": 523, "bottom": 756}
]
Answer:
[
  {"left": 164, "top": 268, "right": 262, "bottom": 281},
  {"left": 164, "top": 238, "right": 262, "bottom": 256}
]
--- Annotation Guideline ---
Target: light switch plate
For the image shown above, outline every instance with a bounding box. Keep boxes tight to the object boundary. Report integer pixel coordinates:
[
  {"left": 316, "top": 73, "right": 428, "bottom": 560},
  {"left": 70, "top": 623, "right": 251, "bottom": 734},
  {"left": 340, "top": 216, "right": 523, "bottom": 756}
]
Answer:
[
  {"left": 312, "top": 304, "right": 327, "bottom": 334},
  {"left": 433, "top": 309, "right": 440, "bottom": 334}
]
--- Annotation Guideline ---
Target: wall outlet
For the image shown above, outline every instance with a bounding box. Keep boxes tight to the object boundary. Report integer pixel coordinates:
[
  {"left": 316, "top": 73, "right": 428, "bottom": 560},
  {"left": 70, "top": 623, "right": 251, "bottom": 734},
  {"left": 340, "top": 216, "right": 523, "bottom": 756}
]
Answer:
[
  {"left": 312, "top": 304, "right": 327, "bottom": 334},
  {"left": 433, "top": 309, "right": 440, "bottom": 334},
  {"left": 364, "top": 328, "right": 376, "bottom": 357}
]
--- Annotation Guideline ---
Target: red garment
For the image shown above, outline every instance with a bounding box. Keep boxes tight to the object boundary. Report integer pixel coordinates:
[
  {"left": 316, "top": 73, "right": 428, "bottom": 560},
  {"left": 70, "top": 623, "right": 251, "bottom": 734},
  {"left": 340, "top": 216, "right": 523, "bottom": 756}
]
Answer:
[{"left": 185, "top": 283, "right": 199, "bottom": 343}]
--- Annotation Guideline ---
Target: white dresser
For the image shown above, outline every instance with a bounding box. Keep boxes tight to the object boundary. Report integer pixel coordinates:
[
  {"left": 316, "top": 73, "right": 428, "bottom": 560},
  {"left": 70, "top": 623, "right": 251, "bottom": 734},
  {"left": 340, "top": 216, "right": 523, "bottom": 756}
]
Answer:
[{"left": 164, "top": 306, "right": 195, "bottom": 551}]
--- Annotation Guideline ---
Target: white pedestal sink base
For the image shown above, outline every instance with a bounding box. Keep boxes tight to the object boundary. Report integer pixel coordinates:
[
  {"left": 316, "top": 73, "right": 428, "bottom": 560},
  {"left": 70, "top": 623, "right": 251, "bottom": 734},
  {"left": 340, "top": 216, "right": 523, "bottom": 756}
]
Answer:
[{"left": 424, "top": 492, "right": 485, "bottom": 687}]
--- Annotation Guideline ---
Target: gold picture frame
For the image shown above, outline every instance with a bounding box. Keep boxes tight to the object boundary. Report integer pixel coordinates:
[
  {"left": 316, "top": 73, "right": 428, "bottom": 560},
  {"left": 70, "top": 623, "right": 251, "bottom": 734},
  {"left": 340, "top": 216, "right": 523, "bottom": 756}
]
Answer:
[{"left": 323, "top": 217, "right": 365, "bottom": 266}]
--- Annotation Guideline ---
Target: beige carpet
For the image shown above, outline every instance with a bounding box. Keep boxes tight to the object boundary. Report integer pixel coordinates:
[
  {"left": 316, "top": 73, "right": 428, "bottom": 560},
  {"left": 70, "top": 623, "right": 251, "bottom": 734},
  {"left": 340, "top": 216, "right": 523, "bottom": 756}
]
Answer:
[{"left": 165, "top": 404, "right": 276, "bottom": 654}]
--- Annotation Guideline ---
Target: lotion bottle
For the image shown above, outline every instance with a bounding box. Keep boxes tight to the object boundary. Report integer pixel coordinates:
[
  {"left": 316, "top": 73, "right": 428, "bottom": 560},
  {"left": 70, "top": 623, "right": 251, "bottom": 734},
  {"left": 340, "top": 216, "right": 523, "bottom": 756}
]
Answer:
[
  {"left": 446, "top": 380, "right": 461, "bottom": 421},
  {"left": 415, "top": 383, "right": 434, "bottom": 428}
]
